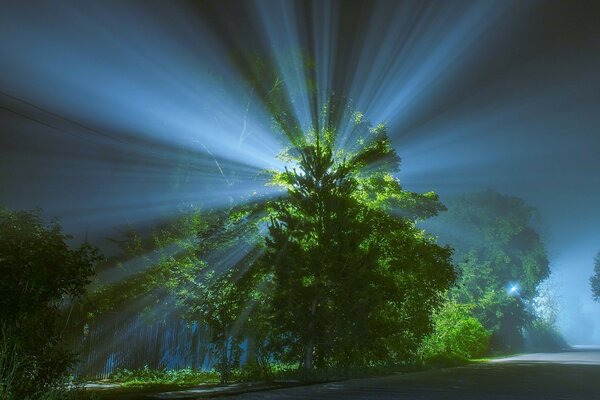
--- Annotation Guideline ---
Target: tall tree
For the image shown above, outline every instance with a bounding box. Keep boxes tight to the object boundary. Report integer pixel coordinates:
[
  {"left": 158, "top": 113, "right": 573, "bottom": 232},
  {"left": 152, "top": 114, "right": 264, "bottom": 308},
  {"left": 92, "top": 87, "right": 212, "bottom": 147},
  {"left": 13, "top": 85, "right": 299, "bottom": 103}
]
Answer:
[
  {"left": 257, "top": 108, "right": 455, "bottom": 370},
  {"left": 423, "top": 190, "right": 550, "bottom": 352},
  {"left": 81, "top": 106, "right": 455, "bottom": 376},
  {"left": 0, "top": 208, "right": 101, "bottom": 397}
]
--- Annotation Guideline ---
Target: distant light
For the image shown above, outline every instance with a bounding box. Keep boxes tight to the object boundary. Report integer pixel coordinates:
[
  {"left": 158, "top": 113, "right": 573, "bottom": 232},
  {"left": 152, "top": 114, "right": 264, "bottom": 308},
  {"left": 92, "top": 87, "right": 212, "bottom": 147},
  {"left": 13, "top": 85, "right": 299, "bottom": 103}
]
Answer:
[{"left": 507, "top": 282, "right": 520, "bottom": 296}]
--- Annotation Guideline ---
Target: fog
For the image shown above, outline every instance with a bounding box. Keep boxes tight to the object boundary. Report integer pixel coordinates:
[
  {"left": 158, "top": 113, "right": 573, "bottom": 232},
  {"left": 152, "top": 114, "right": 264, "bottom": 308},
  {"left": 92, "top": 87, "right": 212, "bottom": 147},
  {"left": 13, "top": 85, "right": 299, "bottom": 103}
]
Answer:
[{"left": 1, "top": 0, "right": 599, "bottom": 345}]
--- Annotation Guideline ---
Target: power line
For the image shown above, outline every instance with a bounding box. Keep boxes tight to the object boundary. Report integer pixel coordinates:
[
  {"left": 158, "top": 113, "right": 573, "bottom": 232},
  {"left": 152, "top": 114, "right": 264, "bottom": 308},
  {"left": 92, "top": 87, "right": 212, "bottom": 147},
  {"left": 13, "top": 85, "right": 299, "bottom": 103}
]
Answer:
[{"left": 0, "top": 90, "right": 127, "bottom": 144}]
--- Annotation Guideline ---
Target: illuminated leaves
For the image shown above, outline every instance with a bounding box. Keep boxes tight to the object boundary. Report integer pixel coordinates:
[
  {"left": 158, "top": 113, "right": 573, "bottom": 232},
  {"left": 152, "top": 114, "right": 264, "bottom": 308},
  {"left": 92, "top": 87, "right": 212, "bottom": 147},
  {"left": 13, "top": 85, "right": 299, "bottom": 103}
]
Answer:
[{"left": 259, "top": 110, "right": 454, "bottom": 367}]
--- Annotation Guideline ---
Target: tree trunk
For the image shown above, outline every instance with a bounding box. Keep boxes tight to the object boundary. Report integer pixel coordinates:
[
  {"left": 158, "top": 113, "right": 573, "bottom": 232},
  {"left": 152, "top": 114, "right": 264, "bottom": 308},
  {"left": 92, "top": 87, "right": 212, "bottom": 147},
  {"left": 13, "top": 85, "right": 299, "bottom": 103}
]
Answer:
[
  {"left": 220, "top": 334, "right": 229, "bottom": 383},
  {"left": 304, "top": 337, "right": 315, "bottom": 370},
  {"left": 303, "top": 297, "right": 318, "bottom": 371}
]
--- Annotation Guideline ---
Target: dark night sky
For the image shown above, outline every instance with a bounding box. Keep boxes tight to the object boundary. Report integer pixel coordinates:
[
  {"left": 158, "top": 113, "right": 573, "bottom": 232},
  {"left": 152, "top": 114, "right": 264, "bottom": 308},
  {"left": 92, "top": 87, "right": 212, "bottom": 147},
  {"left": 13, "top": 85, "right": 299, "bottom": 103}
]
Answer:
[{"left": 1, "top": 0, "right": 599, "bottom": 342}]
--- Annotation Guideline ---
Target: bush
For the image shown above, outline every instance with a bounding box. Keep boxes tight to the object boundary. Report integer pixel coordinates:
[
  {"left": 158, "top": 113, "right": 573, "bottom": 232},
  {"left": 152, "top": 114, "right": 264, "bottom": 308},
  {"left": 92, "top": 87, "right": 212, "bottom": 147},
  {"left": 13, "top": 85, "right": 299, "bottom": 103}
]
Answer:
[
  {"left": 110, "top": 366, "right": 220, "bottom": 387},
  {"left": 420, "top": 302, "right": 490, "bottom": 366}
]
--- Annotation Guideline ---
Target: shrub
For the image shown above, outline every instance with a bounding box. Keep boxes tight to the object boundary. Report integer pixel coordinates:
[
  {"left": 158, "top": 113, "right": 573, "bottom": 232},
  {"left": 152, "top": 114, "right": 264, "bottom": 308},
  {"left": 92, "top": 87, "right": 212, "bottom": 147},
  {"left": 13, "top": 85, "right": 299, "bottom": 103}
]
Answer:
[
  {"left": 420, "top": 302, "right": 490, "bottom": 366},
  {"left": 110, "top": 366, "right": 220, "bottom": 387}
]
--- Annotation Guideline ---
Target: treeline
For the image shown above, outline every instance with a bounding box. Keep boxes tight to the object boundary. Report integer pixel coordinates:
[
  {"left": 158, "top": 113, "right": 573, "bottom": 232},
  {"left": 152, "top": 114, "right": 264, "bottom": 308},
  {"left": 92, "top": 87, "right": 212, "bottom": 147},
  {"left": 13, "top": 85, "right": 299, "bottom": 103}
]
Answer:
[
  {"left": 1, "top": 115, "right": 564, "bottom": 396},
  {"left": 83, "top": 113, "right": 457, "bottom": 382},
  {"left": 421, "top": 190, "right": 565, "bottom": 363}
]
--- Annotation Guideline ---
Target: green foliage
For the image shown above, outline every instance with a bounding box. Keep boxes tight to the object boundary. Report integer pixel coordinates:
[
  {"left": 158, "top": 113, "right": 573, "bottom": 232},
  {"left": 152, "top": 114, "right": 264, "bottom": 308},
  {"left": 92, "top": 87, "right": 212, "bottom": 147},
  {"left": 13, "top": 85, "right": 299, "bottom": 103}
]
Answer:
[
  {"left": 85, "top": 205, "right": 269, "bottom": 384},
  {"left": 524, "top": 321, "right": 568, "bottom": 352},
  {"left": 85, "top": 209, "right": 233, "bottom": 382},
  {"left": 0, "top": 208, "right": 101, "bottom": 322},
  {"left": 137, "top": 106, "right": 454, "bottom": 378},
  {"left": 84, "top": 103, "right": 454, "bottom": 380},
  {"left": 175, "top": 267, "right": 247, "bottom": 383},
  {"left": 256, "top": 361, "right": 417, "bottom": 382},
  {"left": 110, "top": 366, "right": 220, "bottom": 387},
  {"left": 0, "top": 208, "right": 102, "bottom": 398},
  {"left": 104, "top": 362, "right": 421, "bottom": 387},
  {"left": 108, "top": 365, "right": 273, "bottom": 387},
  {"left": 590, "top": 251, "right": 600, "bottom": 302},
  {"left": 167, "top": 206, "right": 266, "bottom": 383},
  {"left": 419, "top": 302, "right": 490, "bottom": 366},
  {"left": 85, "top": 209, "right": 207, "bottom": 318},
  {"left": 423, "top": 190, "right": 550, "bottom": 352},
  {"left": 257, "top": 108, "right": 455, "bottom": 370},
  {"left": 531, "top": 279, "right": 559, "bottom": 327},
  {"left": 525, "top": 280, "right": 566, "bottom": 351}
]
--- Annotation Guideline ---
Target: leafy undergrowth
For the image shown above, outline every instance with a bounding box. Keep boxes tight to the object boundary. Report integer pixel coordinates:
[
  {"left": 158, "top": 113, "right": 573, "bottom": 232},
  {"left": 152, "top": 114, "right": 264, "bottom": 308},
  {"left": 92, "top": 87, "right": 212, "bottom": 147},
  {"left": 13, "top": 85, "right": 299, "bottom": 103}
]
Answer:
[
  {"left": 81, "top": 359, "right": 528, "bottom": 400},
  {"left": 91, "top": 362, "right": 425, "bottom": 390},
  {"left": 108, "top": 366, "right": 221, "bottom": 387},
  {"left": 75, "top": 359, "right": 497, "bottom": 399},
  {"left": 418, "top": 302, "right": 490, "bottom": 368}
]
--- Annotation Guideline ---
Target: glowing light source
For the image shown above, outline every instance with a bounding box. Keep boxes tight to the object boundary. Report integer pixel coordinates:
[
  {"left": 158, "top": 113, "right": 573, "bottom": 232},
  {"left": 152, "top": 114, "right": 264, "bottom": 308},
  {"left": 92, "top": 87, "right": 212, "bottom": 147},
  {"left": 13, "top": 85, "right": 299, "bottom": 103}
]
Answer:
[{"left": 507, "top": 282, "right": 520, "bottom": 296}]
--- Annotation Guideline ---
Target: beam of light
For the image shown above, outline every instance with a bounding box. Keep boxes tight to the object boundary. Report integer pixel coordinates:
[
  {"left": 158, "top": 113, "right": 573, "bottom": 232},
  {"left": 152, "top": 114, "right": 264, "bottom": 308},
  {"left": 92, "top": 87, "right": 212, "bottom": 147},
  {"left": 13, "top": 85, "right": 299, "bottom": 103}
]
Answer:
[
  {"left": 90, "top": 202, "right": 271, "bottom": 293},
  {"left": 253, "top": 6, "right": 314, "bottom": 132},
  {"left": 75, "top": 291, "right": 211, "bottom": 375},
  {"left": 0, "top": 0, "right": 544, "bottom": 245},
  {"left": 2, "top": 0, "right": 600, "bottom": 355},
  {"left": 0, "top": 93, "right": 284, "bottom": 241},
  {"left": 0, "top": 1, "right": 288, "bottom": 249},
  {"left": 93, "top": 237, "right": 195, "bottom": 288}
]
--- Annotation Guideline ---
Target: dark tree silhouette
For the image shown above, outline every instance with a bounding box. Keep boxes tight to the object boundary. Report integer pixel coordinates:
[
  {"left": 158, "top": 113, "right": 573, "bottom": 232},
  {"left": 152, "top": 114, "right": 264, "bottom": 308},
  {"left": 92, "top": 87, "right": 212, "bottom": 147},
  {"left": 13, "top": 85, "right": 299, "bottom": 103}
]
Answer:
[
  {"left": 590, "top": 251, "right": 600, "bottom": 302},
  {"left": 0, "top": 208, "right": 101, "bottom": 397},
  {"left": 257, "top": 108, "right": 455, "bottom": 370}
]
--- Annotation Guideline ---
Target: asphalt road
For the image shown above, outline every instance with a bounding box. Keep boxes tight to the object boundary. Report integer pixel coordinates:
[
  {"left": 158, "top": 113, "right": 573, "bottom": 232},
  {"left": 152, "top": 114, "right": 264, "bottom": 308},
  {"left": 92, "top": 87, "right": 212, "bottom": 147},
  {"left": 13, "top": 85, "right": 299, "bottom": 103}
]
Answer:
[{"left": 220, "top": 349, "right": 600, "bottom": 400}]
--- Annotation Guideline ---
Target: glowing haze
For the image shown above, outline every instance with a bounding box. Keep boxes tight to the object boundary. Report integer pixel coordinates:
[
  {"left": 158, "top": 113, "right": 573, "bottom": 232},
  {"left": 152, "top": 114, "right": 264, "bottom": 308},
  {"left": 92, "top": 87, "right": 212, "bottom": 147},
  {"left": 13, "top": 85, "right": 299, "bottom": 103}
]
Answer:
[{"left": 1, "top": 0, "right": 599, "bottom": 344}]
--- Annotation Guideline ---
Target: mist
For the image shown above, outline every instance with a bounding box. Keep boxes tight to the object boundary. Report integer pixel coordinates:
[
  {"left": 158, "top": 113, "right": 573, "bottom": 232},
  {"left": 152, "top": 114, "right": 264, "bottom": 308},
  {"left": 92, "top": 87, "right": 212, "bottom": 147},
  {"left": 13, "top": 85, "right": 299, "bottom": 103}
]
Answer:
[{"left": 1, "top": 0, "right": 600, "bottom": 358}]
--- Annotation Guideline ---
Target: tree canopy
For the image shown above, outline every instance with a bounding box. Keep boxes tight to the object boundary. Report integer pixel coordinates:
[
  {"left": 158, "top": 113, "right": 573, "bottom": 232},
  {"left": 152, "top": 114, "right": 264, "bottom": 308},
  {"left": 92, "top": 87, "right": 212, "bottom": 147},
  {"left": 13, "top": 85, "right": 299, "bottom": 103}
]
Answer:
[
  {"left": 247, "top": 108, "right": 455, "bottom": 371},
  {"left": 85, "top": 106, "right": 457, "bottom": 380},
  {"left": 423, "top": 190, "right": 550, "bottom": 352}
]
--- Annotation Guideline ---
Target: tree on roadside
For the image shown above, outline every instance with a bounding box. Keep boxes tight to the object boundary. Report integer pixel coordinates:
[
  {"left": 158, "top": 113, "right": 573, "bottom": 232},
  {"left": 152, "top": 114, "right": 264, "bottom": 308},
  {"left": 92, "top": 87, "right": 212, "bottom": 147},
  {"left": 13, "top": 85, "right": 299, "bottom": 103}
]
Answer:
[
  {"left": 419, "top": 302, "right": 489, "bottom": 366},
  {"left": 423, "top": 190, "right": 550, "bottom": 352},
  {"left": 255, "top": 105, "right": 456, "bottom": 371},
  {"left": 0, "top": 207, "right": 102, "bottom": 398},
  {"left": 82, "top": 43, "right": 458, "bottom": 376}
]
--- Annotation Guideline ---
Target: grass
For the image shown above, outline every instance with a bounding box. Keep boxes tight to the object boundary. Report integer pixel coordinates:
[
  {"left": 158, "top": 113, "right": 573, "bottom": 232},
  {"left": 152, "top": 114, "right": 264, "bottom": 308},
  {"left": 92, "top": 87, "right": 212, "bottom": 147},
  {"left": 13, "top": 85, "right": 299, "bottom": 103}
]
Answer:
[
  {"left": 79, "top": 357, "right": 515, "bottom": 398},
  {"left": 108, "top": 366, "right": 221, "bottom": 387},
  {"left": 90, "top": 361, "right": 424, "bottom": 390}
]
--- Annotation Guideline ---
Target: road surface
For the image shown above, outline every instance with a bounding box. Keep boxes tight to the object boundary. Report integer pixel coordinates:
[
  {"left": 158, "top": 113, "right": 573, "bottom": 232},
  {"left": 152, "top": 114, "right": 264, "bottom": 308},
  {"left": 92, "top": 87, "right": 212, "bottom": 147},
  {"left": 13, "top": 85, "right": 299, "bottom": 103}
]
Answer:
[{"left": 220, "top": 348, "right": 600, "bottom": 400}]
